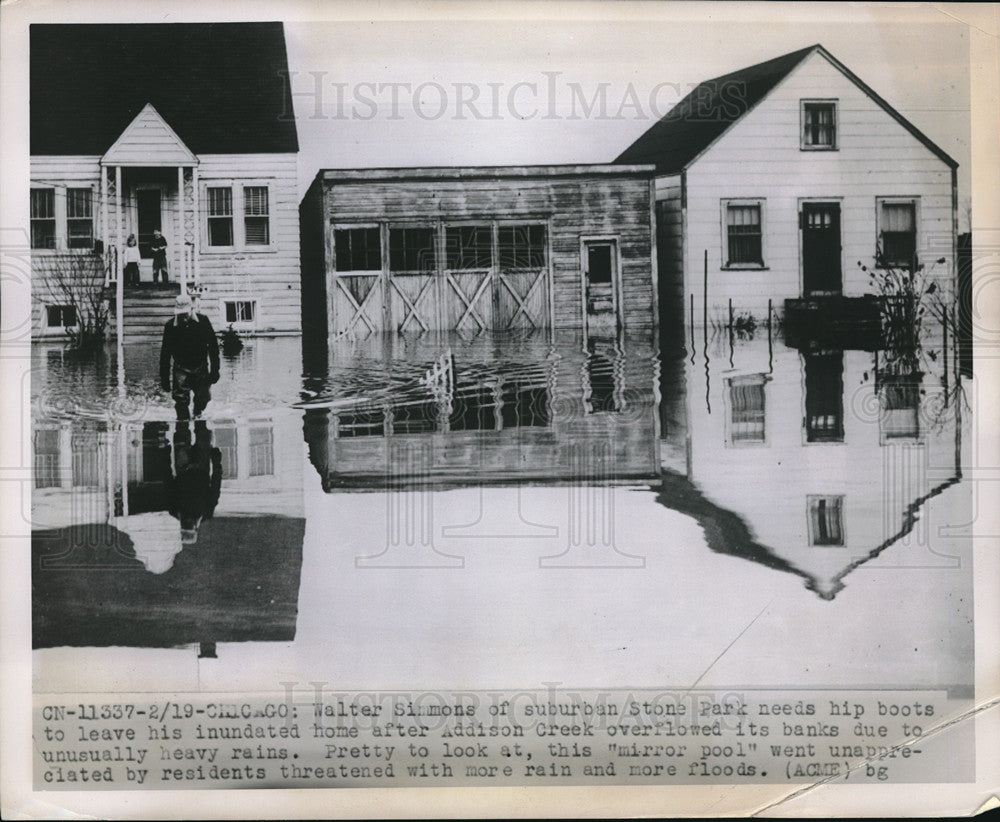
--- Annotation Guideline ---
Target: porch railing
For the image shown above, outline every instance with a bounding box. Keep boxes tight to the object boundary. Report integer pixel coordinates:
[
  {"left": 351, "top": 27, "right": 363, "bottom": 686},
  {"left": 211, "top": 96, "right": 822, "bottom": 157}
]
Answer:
[{"left": 103, "top": 245, "right": 119, "bottom": 287}]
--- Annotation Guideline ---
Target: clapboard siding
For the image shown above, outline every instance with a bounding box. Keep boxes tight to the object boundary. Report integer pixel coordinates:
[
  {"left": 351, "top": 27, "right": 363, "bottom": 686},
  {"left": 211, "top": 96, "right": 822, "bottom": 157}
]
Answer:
[
  {"left": 194, "top": 152, "right": 300, "bottom": 333},
  {"left": 679, "top": 50, "right": 955, "bottom": 319},
  {"left": 308, "top": 168, "right": 656, "bottom": 332},
  {"left": 30, "top": 152, "right": 301, "bottom": 337}
]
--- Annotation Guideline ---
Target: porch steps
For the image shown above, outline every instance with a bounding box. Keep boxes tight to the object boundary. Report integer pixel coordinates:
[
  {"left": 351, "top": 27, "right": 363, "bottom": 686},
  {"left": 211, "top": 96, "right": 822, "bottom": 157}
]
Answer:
[{"left": 113, "top": 285, "right": 182, "bottom": 343}]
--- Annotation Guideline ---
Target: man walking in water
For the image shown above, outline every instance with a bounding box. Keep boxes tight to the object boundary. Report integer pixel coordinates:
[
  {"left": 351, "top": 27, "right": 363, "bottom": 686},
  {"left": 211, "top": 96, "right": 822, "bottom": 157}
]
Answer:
[{"left": 160, "top": 293, "right": 220, "bottom": 420}]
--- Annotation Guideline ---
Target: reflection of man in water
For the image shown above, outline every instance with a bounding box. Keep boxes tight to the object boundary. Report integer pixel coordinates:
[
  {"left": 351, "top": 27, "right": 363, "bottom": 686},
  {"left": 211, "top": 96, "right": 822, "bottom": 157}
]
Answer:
[
  {"left": 160, "top": 293, "right": 220, "bottom": 420},
  {"left": 168, "top": 421, "right": 222, "bottom": 545}
]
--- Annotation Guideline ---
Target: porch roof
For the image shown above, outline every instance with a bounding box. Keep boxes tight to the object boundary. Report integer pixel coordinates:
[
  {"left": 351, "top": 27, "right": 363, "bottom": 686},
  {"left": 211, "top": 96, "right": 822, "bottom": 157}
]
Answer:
[{"left": 101, "top": 104, "right": 198, "bottom": 167}]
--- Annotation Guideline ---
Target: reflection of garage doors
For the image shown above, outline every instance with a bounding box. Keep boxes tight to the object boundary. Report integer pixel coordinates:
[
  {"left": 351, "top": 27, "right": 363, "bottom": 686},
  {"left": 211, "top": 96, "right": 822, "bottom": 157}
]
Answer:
[{"left": 331, "top": 222, "right": 551, "bottom": 334}]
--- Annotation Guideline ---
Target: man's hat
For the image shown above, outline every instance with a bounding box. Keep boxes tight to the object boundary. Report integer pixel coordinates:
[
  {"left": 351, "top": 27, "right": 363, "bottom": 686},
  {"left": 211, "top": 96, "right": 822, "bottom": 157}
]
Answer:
[{"left": 174, "top": 293, "right": 193, "bottom": 313}]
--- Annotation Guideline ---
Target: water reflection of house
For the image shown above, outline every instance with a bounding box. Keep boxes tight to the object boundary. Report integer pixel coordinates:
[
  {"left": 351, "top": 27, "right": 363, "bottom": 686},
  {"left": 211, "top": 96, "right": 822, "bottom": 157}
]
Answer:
[
  {"left": 29, "top": 23, "right": 300, "bottom": 341},
  {"left": 299, "top": 165, "right": 657, "bottom": 338},
  {"left": 615, "top": 44, "right": 958, "bottom": 334},
  {"left": 31, "top": 414, "right": 305, "bottom": 649},
  {"left": 303, "top": 332, "right": 660, "bottom": 488},
  {"left": 671, "top": 333, "right": 961, "bottom": 598}
]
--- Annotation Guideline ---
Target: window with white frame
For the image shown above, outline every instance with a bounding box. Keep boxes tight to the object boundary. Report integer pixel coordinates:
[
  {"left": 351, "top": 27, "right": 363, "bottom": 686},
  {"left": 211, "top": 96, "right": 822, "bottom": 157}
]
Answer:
[
  {"left": 224, "top": 300, "right": 256, "bottom": 326},
  {"left": 207, "top": 187, "right": 234, "bottom": 247},
  {"left": 66, "top": 188, "right": 93, "bottom": 249},
  {"left": 801, "top": 100, "right": 837, "bottom": 149},
  {"left": 723, "top": 200, "right": 764, "bottom": 267},
  {"left": 877, "top": 198, "right": 918, "bottom": 269},
  {"left": 30, "top": 188, "right": 56, "bottom": 249},
  {"left": 243, "top": 186, "right": 270, "bottom": 245},
  {"left": 808, "top": 495, "right": 844, "bottom": 546}
]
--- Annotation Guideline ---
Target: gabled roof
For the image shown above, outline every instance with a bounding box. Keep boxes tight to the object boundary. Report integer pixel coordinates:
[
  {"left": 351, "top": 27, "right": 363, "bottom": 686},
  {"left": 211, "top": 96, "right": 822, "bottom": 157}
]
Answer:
[
  {"left": 615, "top": 44, "right": 957, "bottom": 174},
  {"left": 102, "top": 104, "right": 198, "bottom": 167},
  {"left": 30, "top": 22, "right": 298, "bottom": 156}
]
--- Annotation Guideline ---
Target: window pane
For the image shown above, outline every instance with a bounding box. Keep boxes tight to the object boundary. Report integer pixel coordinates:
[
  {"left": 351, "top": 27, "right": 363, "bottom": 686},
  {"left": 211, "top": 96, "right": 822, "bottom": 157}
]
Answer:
[
  {"left": 245, "top": 217, "right": 269, "bottom": 245},
  {"left": 389, "top": 227, "right": 437, "bottom": 272},
  {"left": 244, "top": 187, "right": 269, "bottom": 245},
  {"left": 31, "top": 189, "right": 56, "bottom": 249},
  {"left": 445, "top": 226, "right": 492, "bottom": 269},
  {"left": 803, "top": 103, "right": 836, "bottom": 147},
  {"left": 208, "top": 217, "right": 233, "bottom": 246},
  {"left": 243, "top": 187, "right": 268, "bottom": 216},
  {"left": 726, "top": 205, "right": 762, "bottom": 264},
  {"left": 880, "top": 202, "right": 916, "bottom": 267},
  {"left": 31, "top": 189, "right": 55, "bottom": 218},
  {"left": 208, "top": 187, "right": 232, "bottom": 216},
  {"left": 66, "top": 188, "right": 92, "bottom": 218},
  {"left": 334, "top": 228, "right": 381, "bottom": 271},
  {"left": 499, "top": 224, "right": 547, "bottom": 268}
]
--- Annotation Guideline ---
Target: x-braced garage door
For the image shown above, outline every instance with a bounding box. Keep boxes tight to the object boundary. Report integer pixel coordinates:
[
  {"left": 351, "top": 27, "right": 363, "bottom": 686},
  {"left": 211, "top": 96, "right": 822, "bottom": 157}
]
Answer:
[{"left": 331, "top": 223, "right": 550, "bottom": 334}]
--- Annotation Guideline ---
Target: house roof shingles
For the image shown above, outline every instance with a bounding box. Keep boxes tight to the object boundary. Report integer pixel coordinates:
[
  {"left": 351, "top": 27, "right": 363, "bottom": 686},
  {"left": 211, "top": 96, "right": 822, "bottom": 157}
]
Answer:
[
  {"left": 615, "top": 44, "right": 957, "bottom": 174},
  {"left": 30, "top": 22, "right": 299, "bottom": 156}
]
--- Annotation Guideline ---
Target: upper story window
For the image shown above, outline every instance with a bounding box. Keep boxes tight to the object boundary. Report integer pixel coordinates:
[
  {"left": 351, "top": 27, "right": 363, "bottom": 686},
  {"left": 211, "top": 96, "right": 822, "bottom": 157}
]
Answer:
[
  {"left": 30, "top": 188, "right": 56, "bottom": 249},
  {"left": 207, "top": 187, "right": 234, "bottom": 247},
  {"left": 877, "top": 198, "right": 918, "bottom": 269},
  {"left": 65, "top": 188, "right": 94, "bottom": 249},
  {"left": 723, "top": 200, "right": 764, "bottom": 267},
  {"left": 801, "top": 100, "right": 837, "bottom": 150}
]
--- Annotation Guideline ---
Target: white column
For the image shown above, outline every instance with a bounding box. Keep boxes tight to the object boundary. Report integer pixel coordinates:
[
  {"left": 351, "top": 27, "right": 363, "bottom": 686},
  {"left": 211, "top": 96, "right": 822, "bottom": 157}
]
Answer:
[
  {"left": 177, "top": 166, "right": 186, "bottom": 292},
  {"left": 100, "top": 165, "right": 108, "bottom": 277},
  {"left": 115, "top": 165, "right": 124, "bottom": 386},
  {"left": 192, "top": 166, "right": 200, "bottom": 285}
]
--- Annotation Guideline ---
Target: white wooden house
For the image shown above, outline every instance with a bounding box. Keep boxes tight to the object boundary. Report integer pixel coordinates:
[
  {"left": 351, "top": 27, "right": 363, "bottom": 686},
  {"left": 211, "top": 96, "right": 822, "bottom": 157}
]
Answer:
[
  {"left": 29, "top": 23, "right": 300, "bottom": 340},
  {"left": 616, "top": 44, "right": 958, "bottom": 334}
]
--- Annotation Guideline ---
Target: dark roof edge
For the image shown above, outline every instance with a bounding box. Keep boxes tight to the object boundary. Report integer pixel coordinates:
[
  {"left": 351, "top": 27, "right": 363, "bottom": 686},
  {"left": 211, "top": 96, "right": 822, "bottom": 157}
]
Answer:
[
  {"left": 815, "top": 45, "right": 958, "bottom": 170},
  {"left": 315, "top": 164, "right": 657, "bottom": 183}
]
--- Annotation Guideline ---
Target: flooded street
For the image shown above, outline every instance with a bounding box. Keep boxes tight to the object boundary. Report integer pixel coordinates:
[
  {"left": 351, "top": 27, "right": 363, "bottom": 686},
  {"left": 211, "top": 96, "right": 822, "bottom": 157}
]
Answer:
[{"left": 31, "top": 328, "right": 973, "bottom": 695}]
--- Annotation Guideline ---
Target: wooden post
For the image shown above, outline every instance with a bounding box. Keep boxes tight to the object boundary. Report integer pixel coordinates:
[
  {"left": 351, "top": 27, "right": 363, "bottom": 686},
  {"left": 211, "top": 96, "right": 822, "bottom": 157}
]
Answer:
[
  {"left": 192, "top": 166, "right": 200, "bottom": 285},
  {"left": 177, "top": 166, "right": 186, "bottom": 292},
  {"left": 100, "top": 166, "right": 108, "bottom": 282},
  {"left": 115, "top": 165, "right": 124, "bottom": 387},
  {"left": 943, "top": 305, "right": 949, "bottom": 406}
]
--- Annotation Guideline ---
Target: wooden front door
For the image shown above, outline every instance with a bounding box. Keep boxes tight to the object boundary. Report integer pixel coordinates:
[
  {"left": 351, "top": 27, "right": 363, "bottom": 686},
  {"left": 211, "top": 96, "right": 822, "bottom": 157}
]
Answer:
[
  {"left": 801, "top": 203, "right": 841, "bottom": 295},
  {"left": 136, "top": 189, "right": 162, "bottom": 259}
]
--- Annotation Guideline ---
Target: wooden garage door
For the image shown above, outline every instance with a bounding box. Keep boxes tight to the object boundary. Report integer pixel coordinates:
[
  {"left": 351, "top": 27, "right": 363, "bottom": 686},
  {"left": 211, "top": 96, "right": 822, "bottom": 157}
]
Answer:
[
  {"left": 388, "top": 226, "right": 438, "bottom": 332},
  {"left": 332, "top": 226, "right": 383, "bottom": 334},
  {"left": 495, "top": 224, "right": 549, "bottom": 329},
  {"left": 443, "top": 225, "right": 493, "bottom": 331}
]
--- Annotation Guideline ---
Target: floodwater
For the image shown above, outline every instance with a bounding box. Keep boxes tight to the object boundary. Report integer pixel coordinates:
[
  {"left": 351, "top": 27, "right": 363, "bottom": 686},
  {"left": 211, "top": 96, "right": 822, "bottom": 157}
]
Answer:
[{"left": 31, "top": 327, "right": 973, "bottom": 694}]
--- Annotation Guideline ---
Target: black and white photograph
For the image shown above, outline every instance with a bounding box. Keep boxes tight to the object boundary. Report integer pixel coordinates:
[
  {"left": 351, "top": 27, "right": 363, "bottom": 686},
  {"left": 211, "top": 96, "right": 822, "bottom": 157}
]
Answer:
[{"left": 1, "top": 1, "right": 998, "bottom": 817}]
